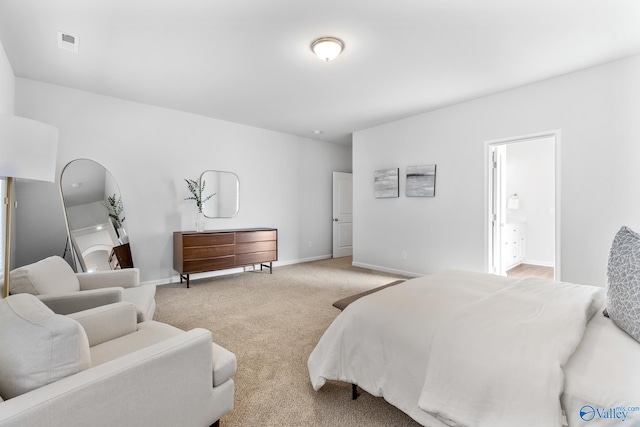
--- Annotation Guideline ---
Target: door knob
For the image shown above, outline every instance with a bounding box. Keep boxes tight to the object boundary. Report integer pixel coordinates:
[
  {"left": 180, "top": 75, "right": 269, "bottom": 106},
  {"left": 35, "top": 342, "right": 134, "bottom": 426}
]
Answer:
[{"left": 333, "top": 218, "right": 339, "bottom": 222}]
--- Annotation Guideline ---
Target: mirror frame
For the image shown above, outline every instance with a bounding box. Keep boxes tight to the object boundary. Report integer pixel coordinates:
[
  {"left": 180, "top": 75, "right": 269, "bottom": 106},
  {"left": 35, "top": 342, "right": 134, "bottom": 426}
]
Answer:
[{"left": 200, "top": 170, "right": 240, "bottom": 218}]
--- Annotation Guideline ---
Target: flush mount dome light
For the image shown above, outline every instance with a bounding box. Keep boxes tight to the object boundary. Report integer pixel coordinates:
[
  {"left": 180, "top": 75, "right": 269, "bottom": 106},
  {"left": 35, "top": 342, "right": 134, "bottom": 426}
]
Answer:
[{"left": 311, "top": 37, "right": 344, "bottom": 61}]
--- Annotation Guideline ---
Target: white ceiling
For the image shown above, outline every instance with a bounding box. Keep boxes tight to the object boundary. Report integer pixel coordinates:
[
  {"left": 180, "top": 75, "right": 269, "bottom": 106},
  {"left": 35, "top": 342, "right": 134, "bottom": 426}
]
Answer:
[{"left": 1, "top": 0, "right": 639, "bottom": 145}]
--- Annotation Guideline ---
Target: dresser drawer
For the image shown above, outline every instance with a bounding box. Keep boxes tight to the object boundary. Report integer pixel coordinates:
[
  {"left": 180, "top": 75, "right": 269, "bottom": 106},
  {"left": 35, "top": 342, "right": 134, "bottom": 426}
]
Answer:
[
  {"left": 236, "top": 251, "right": 277, "bottom": 265},
  {"left": 183, "top": 233, "right": 235, "bottom": 247},
  {"left": 184, "top": 245, "right": 235, "bottom": 260},
  {"left": 183, "top": 256, "right": 235, "bottom": 273},
  {"left": 236, "top": 241, "right": 277, "bottom": 254},
  {"left": 236, "top": 230, "right": 277, "bottom": 243}
]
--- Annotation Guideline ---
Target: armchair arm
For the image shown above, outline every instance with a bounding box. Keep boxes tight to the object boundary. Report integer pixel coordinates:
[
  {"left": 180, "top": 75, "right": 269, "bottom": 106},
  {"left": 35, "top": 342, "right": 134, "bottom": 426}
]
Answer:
[
  {"left": 0, "top": 329, "right": 223, "bottom": 427},
  {"left": 37, "top": 288, "right": 123, "bottom": 315},
  {"left": 68, "top": 302, "right": 137, "bottom": 347},
  {"left": 76, "top": 268, "right": 140, "bottom": 291}
]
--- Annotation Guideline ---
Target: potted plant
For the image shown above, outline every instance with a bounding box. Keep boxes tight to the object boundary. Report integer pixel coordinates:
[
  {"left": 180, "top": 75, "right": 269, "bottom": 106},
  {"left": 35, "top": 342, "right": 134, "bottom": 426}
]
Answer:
[
  {"left": 185, "top": 178, "right": 215, "bottom": 232},
  {"left": 103, "top": 194, "right": 128, "bottom": 242}
]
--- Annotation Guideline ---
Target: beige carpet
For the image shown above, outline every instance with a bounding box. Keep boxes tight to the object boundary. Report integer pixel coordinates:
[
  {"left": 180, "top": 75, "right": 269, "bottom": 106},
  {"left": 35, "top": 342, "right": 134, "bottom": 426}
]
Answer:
[{"left": 154, "top": 257, "right": 421, "bottom": 427}]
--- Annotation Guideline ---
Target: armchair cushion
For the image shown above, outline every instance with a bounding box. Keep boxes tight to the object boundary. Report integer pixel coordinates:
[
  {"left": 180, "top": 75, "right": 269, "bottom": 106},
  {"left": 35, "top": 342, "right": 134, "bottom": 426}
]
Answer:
[
  {"left": 10, "top": 256, "right": 79, "bottom": 295},
  {"left": 77, "top": 268, "right": 140, "bottom": 290},
  {"left": 122, "top": 285, "right": 156, "bottom": 322},
  {"left": 0, "top": 294, "right": 90, "bottom": 399},
  {"left": 68, "top": 302, "right": 138, "bottom": 347},
  {"left": 38, "top": 287, "right": 123, "bottom": 315},
  {"left": 90, "top": 321, "right": 184, "bottom": 367},
  {"left": 211, "top": 342, "right": 237, "bottom": 387}
]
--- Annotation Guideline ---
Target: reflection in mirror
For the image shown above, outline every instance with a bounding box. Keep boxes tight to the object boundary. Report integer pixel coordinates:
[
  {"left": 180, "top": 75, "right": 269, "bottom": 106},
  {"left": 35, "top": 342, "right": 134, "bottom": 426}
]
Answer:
[
  {"left": 60, "top": 159, "right": 133, "bottom": 272},
  {"left": 201, "top": 170, "right": 240, "bottom": 218}
]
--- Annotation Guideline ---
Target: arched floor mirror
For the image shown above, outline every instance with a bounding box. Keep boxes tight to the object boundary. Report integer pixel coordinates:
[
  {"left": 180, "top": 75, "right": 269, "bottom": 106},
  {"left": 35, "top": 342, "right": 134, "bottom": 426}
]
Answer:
[{"left": 60, "top": 159, "right": 133, "bottom": 272}]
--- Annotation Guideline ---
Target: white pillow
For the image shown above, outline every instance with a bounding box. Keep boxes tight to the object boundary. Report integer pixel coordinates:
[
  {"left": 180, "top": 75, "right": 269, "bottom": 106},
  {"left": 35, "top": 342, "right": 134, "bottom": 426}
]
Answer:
[
  {"left": 0, "top": 294, "right": 90, "bottom": 399},
  {"left": 10, "top": 256, "right": 80, "bottom": 295},
  {"left": 606, "top": 226, "right": 640, "bottom": 343}
]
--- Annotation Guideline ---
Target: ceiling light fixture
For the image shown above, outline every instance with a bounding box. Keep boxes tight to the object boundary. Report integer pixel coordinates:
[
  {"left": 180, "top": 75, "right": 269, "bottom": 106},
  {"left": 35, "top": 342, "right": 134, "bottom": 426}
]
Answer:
[{"left": 311, "top": 37, "right": 344, "bottom": 61}]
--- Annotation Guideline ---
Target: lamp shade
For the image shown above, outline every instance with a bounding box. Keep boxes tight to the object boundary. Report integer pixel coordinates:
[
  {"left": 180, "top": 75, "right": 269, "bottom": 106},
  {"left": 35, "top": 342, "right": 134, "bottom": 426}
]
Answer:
[{"left": 0, "top": 114, "right": 59, "bottom": 183}]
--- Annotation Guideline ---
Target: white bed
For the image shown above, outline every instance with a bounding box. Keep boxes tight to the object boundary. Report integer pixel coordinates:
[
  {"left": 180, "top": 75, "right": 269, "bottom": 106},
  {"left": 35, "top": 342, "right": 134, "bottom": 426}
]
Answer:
[{"left": 308, "top": 270, "right": 640, "bottom": 427}]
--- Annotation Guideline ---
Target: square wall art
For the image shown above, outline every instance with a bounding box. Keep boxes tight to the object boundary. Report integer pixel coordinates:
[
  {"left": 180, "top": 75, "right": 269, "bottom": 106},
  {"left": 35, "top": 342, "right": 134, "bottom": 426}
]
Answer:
[
  {"left": 374, "top": 168, "right": 399, "bottom": 198},
  {"left": 406, "top": 164, "right": 436, "bottom": 197}
]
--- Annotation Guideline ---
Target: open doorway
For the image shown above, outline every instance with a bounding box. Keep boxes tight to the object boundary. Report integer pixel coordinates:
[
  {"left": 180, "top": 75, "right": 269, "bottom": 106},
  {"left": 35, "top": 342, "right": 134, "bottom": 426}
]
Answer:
[{"left": 487, "top": 132, "right": 560, "bottom": 280}]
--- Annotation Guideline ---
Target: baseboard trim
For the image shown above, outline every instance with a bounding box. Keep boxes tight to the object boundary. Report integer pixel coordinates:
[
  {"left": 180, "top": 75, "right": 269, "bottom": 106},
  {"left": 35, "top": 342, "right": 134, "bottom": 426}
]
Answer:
[
  {"left": 522, "top": 259, "right": 555, "bottom": 268},
  {"left": 276, "top": 254, "right": 333, "bottom": 266},
  {"left": 351, "top": 261, "right": 422, "bottom": 278},
  {"left": 145, "top": 255, "right": 334, "bottom": 287}
]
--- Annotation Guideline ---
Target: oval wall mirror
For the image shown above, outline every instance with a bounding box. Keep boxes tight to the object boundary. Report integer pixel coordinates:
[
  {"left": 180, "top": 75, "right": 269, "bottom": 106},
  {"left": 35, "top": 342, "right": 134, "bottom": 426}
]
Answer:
[
  {"left": 200, "top": 170, "right": 240, "bottom": 218},
  {"left": 60, "top": 159, "right": 133, "bottom": 272}
]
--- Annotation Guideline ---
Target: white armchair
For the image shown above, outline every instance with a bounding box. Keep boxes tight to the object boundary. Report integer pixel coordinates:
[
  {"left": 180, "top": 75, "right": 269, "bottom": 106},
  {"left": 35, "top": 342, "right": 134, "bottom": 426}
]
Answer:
[
  {"left": 0, "top": 293, "right": 236, "bottom": 427},
  {"left": 9, "top": 255, "right": 155, "bottom": 322}
]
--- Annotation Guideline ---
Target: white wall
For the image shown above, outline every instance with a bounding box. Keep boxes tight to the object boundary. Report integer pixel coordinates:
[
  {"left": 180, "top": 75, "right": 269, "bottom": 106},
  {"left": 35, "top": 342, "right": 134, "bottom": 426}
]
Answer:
[
  {"left": 505, "top": 139, "right": 555, "bottom": 266},
  {"left": 14, "top": 78, "right": 352, "bottom": 283},
  {"left": 0, "top": 40, "right": 14, "bottom": 114},
  {"left": 353, "top": 54, "right": 640, "bottom": 287}
]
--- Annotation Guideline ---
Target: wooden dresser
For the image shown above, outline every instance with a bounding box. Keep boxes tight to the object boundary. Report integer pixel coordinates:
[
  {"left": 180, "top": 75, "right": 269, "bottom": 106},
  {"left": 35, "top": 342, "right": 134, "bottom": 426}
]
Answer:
[
  {"left": 109, "top": 243, "right": 134, "bottom": 269},
  {"left": 173, "top": 228, "right": 278, "bottom": 287}
]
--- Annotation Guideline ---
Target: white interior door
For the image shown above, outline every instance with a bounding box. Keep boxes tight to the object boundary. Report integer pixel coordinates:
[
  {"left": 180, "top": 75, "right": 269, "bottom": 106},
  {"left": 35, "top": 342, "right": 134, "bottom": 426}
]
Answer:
[{"left": 332, "top": 172, "right": 353, "bottom": 258}]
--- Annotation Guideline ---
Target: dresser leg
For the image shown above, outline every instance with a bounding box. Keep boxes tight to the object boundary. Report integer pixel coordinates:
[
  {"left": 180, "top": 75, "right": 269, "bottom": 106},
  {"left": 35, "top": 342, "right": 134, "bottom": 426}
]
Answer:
[
  {"left": 179, "top": 274, "right": 190, "bottom": 288},
  {"left": 259, "top": 262, "right": 273, "bottom": 274}
]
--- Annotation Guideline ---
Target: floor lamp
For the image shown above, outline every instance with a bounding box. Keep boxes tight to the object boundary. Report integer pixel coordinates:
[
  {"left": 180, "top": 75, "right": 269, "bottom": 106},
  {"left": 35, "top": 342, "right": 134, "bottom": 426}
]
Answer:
[{"left": 0, "top": 114, "right": 58, "bottom": 298}]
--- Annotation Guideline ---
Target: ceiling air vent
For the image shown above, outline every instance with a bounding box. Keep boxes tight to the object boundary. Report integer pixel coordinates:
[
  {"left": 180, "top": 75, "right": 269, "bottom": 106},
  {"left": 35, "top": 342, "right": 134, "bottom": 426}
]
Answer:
[{"left": 57, "top": 31, "right": 79, "bottom": 53}]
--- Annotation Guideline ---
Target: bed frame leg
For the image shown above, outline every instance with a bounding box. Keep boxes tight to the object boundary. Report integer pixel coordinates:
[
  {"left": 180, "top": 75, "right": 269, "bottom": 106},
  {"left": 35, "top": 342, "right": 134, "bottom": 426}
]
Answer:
[{"left": 351, "top": 384, "right": 358, "bottom": 400}]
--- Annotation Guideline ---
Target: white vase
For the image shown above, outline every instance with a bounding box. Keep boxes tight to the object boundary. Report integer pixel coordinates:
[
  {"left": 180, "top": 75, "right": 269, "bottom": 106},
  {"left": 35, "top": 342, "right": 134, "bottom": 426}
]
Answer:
[
  {"left": 118, "top": 227, "right": 129, "bottom": 244},
  {"left": 195, "top": 212, "right": 205, "bottom": 232}
]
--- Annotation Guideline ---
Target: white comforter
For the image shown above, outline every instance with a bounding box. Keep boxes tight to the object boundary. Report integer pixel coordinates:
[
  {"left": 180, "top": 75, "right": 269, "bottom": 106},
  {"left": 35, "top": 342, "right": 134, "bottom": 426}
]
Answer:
[{"left": 308, "top": 270, "right": 605, "bottom": 427}]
